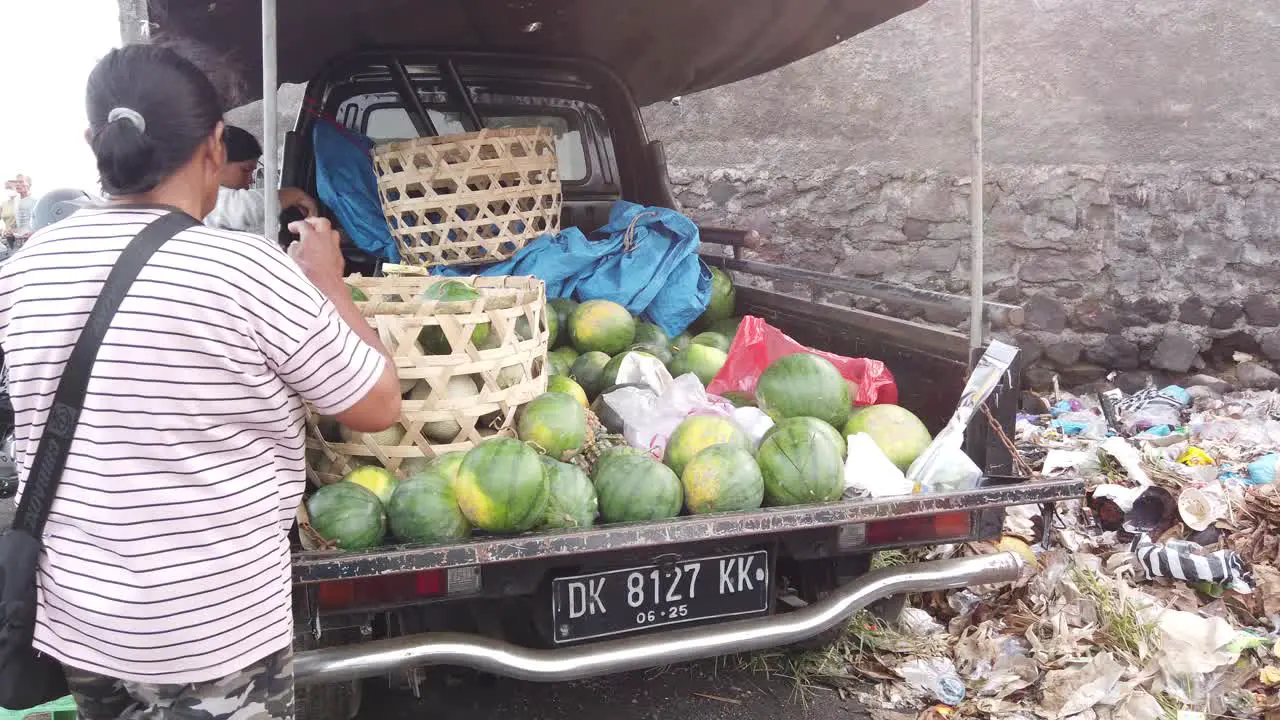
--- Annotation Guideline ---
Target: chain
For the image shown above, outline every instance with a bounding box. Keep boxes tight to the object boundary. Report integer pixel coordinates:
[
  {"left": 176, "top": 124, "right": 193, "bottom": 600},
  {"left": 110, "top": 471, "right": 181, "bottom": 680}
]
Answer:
[{"left": 981, "top": 404, "right": 1036, "bottom": 477}]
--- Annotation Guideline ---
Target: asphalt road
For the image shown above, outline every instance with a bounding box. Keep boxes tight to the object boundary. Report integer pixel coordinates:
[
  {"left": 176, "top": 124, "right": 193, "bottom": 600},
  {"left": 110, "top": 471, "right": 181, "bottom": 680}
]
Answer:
[{"left": 356, "top": 660, "right": 869, "bottom": 720}]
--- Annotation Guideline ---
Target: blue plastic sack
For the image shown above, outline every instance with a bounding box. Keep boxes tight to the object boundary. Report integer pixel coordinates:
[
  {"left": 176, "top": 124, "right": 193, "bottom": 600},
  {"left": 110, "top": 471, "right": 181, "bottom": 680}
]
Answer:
[
  {"left": 1247, "top": 453, "right": 1279, "bottom": 486},
  {"left": 312, "top": 122, "right": 400, "bottom": 262},
  {"left": 435, "top": 201, "right": 711, "bottom": 337}
]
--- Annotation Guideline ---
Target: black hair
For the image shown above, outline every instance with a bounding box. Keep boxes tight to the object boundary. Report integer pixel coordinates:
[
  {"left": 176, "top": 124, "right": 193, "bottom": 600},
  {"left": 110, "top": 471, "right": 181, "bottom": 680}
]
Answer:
[
  {"left": 86, "top": 43, "right": 225, "bottom": 195},
  {"left": 223, "top": 125, "right": 263, "bottom": 163}
]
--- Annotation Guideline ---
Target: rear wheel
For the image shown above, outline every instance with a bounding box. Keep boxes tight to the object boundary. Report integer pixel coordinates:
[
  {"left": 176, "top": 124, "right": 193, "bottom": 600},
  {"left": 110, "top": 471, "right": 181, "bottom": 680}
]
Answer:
[{"left": 294, "top": 627, "right": 364, "bottom": 720}]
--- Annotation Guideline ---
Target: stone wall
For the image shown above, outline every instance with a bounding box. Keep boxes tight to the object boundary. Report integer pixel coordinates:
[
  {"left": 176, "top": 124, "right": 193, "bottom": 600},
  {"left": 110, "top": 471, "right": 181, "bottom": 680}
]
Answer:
[
  {"left": 666, "top": 164, "right": 1280, "bottom": 387},
  {"left": 642, "top": 0, "right": 1280, "bottom": 387}
]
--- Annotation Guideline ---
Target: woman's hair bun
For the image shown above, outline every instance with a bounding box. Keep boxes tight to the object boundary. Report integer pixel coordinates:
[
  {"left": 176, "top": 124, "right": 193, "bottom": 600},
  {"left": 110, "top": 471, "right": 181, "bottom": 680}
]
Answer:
[{"left": 85, "top": 43, "right": 228, "bottom": 196}]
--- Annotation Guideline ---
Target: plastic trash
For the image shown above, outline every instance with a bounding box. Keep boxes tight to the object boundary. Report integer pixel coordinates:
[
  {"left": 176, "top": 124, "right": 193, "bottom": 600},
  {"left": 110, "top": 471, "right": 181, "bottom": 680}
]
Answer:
[
  {"left": 844, "top": 433, "right": 912, "bottom": 498},
  {"left": 907, "top": 341, "right": 1018, "bottom": 493},
  {"left": 1177, "top": 447, "right": 1215, "bottom": 466},
  {"left": 599, "top": 358, "right": 773, "bottom": 458},
  {"left": 1177, "top": 484, "right": 1228, "bottom": 532},
  {"left": 1160, "top": 385, "right": 1192, "bottom": 405},
  {"left": 1247, "top": 453, "right": 1279, "bottom": 485},
  {"left": 896, "top": 657, "right": 966, "bottom": 706},
  {"left": 1132, "top": 534, "right": 1253, "bottom": 594},
  {"left": 1050, "top": 411, "right": 1107, "bottom": 438}
]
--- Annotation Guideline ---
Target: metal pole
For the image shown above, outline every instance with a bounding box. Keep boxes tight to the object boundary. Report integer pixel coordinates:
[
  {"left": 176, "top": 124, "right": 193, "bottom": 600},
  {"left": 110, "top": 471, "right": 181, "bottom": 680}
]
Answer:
[
  {"left": 262, "top": 0, "right": 280, "bottom": 242},
  {"left": 967, "top": 0, "right": 985, "bottom": 353}
]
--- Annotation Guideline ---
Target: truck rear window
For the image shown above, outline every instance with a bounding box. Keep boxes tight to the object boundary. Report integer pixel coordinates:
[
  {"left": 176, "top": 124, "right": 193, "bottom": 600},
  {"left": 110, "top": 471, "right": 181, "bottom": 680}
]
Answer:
[{"left": 358, "top": 104, "right": 588, "bottom": 182}]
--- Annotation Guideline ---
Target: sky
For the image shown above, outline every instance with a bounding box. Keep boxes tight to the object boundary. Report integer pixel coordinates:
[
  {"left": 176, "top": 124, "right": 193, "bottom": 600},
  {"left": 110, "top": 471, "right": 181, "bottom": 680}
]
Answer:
[{"left": 0, "top": 1, "right": 121, "bottom": 195}]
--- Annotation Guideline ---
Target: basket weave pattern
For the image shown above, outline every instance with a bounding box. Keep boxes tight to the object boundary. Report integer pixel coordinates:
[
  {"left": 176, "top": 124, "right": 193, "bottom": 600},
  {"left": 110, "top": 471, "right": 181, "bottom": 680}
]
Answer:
[
  {"left": 374, "top": 128, "right": 562, "bottom": 268},
  {"left": 305, "top": 275, "right": 550, "bottom": 485}
]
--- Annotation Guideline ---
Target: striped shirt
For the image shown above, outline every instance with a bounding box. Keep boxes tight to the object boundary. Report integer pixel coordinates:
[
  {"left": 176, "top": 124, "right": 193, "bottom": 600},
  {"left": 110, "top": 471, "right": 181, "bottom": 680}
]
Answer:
[{"left": 0, "top": 206, "right": 385, "bottom": 684}]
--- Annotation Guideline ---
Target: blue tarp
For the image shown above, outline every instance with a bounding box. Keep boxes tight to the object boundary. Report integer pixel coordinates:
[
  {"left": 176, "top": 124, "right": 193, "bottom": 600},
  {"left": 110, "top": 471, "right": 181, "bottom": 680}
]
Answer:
[
  {"left": 312, "top": 122, "right": 400, "bottom": 262},
  {"left": 436, "top": 202, "right": 711, "bottom": 337}
]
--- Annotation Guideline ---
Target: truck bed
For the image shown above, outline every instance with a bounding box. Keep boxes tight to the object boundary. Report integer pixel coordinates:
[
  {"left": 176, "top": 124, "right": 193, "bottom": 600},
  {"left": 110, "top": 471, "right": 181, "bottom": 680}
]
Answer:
[
  {"left": 293, "top": 261, "right": 1075, "bottom": 584},
  {"left": 293, "top": 477, "right": 1081, "bottom": 582}
]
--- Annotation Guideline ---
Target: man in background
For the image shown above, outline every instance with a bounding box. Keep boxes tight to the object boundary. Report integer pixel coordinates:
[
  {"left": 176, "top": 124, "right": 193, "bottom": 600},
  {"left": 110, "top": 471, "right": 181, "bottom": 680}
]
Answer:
[
  {"left": 1, "top": 174, "right": 38, "bottom": 246},
  {"left": 204, "top": 124, "right": 319, "bottom": 235}
]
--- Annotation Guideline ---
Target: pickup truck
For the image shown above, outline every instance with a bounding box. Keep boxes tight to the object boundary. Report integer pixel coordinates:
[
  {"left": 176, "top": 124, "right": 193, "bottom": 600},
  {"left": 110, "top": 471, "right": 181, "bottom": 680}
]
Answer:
[{"left": 151, "top": 3, "right": 1086, "bottom": 719}]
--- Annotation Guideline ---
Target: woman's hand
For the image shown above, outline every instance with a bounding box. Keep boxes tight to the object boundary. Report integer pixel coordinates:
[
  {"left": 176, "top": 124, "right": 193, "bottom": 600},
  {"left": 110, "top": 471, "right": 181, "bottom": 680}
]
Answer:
[
  {"left": 279, "top": 187, "right": 319, "bottom": 218},
  {"left": 287, "top": 216, "right": 344, "bottom": 288}
]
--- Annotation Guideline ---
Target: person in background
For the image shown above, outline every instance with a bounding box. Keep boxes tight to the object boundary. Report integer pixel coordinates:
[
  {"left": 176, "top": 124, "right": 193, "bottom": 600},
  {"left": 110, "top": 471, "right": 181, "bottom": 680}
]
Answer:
[
  {"left": 203, "top": 124, "right": 319, "bottom": 235},
  {"left": 1, "top": 43, "right": 402, "bottom": 719},
  {"left": 1, "top": 175, "right": 37, "bottom": 245}
]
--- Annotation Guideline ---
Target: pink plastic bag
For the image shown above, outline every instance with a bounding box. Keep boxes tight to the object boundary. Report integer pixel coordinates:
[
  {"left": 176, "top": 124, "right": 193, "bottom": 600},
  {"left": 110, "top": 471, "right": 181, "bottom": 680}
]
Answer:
[{"left": 706, "top": 316, "right": 898, "bottom": 406}]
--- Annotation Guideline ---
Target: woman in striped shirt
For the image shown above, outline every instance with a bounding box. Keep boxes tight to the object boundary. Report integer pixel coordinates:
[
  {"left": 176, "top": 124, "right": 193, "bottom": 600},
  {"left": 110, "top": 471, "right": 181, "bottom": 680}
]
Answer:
[{"left": 0, "top": 43, "right": 403, "bottom": 718}]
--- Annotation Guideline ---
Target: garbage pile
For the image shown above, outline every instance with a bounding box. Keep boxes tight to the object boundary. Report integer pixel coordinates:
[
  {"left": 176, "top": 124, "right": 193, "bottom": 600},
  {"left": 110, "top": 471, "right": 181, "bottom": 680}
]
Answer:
[{"left": 842, "top": 373, "right": 1280, "bottom": 719}]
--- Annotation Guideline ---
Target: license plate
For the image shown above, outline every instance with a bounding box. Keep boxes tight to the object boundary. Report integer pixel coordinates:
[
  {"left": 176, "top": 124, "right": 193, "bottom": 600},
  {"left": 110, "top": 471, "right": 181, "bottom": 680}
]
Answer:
[{"left": 550, "top": 550, "right": 769, "bottom": 644}]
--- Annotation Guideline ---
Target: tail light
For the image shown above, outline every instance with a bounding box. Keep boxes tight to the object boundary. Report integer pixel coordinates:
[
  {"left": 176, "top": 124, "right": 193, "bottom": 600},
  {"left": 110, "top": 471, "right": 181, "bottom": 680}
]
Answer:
[
  {"left": 841, "top": 512, "right": 974, "bottom": 550},
  {"left": 315, "top": 566, "right": 481, "bottom": 610}
]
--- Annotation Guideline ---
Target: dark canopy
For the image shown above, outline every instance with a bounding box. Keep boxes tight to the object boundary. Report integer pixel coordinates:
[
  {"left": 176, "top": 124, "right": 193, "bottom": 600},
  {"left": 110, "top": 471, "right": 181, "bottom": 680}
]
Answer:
[{"left": 146, "top": 0, "right": 928, "bottom": 106}]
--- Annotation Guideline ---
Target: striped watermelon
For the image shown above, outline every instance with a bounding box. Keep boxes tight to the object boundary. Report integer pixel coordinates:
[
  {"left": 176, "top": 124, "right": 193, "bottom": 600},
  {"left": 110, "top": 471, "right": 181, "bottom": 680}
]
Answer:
[
  {"left": 387, "top": 469, "right": 471, "bottom": 543},
  {"left": 453, "top": 437, "right": 549, "bottom": 533},
  {"left": 592, "top": 453, "right": 683, "bottom": 523},
  {"left": 306, "top": 482, "right": 387, "bottom": 550},
  {"left": 681, "top": 444, "right": 764, "bottom": 514},
  {"left": 539, "top": 457, "right": 598, "bottom": 529}
]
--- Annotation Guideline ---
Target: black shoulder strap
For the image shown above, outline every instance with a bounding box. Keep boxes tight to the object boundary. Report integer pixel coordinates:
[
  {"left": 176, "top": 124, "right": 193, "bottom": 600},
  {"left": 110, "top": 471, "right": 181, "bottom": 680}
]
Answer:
[{"left": 12, "top": 211, "right": 199, "bottom": 537}]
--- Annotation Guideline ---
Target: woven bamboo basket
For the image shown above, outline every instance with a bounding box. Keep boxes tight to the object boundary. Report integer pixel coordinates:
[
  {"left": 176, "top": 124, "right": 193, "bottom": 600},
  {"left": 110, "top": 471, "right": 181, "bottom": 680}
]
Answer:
[
  {"left": 373, "top": 128, "right": 562, "bottom": 269},
  {"left": 304, "top": 274, "right": 550, "bottom": 486}
]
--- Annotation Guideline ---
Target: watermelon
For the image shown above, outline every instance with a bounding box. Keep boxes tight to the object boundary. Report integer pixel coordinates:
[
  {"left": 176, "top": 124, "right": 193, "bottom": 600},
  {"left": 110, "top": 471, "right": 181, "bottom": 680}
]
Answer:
[
  {"left": 428, "top": 450, "right": 468, "bottom": 479},
  {"left": 387, "top": 469, "right": 472, "bottom": 543},
  {"left": 708, "top": 316, "right": 743, "bottom": 342},
  {"left": 548, "top": 298, "right": 579, "bottom": 342},
  {"left": 681, "top": 444, "right": 764, "bottom": 514},
  {"left": 518, "top": 392, "right": 588, "bottom": 460},
  {"left": 515, "top": 309, "right": 559, "bottom": 346},
  {"left": 843, "top": 405, "right": 933, "bottom": 471},
  {"left": 691, "top": 332, "right": 731, "bottom": 353},
  {"left": 549, "top": 346, "right": 580, "bottom": 368},
  {"left": 546, "top": 374, "right": 589, "bottom": 408},
  {"left": 634, "top": 322, "right": 669, "bottom": 348},
  {"left": 668, "top": 344, "right": 728, "bottom": 386},
  {"left": 569, "top": 300, "right": 636, "bottom": 355},
  {"left": 664, "top": 414, "right": 752, "bottom": 477},
  {"left": 548, "top": 353, "right": 573, "bottom": 377},
  {"left": 454, "top": 437, "right": 549, "bottom": 533},
  {"left": 417, "top": 280, "right": 491, "bottom": 354},
  {"left": 411, "top": 374, "right": 480, "bottom": 442},
  {"left": 601, "top": 350, "right": 659, "bottom": 389},
  {"left": 756, "top": 353, "right": 851, "bottom": 428},
  {"left": 628, "top": 342, "right": 673, "bottom": 367},
  {"left": 719, "top": 391, "right": 756, "bottom": 408},
  {"left": 570, "top": 351, "right": 612, "bottom": 397},
  {"left": 539, "top": 457, "right": 598, "bottom": 529},
  {"left": 695, "top": 267, "right": 736, "bottom": 328},
  {"left": 756, "top": 423, "right": 844, "bottom": 506},
  {"left": 342, "top": 466, "right": 399, "bottom": 505},
  {"left": 592, "top": 453, "right": 683, "bottom": 523},
  {"left": 348, "top": 285, "right": 368, "bottom": 302},
  {"left": 594, "top": 445, "right": 650, "bottom": 469},
  {"left": 670, "top": 333, "right": 693, "bottom": 353},
  {"left": 306, "top": 482, "right": 387, "bottom": 550},
  {"left": 763, "top": 416, "right": 848, "bottom": 458}
]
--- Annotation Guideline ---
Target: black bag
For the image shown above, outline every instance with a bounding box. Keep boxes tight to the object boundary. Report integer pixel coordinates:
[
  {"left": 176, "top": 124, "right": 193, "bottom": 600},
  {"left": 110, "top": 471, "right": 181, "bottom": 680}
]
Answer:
[{"left": 0, "top": 211, "right": 198, "bottom": 709}]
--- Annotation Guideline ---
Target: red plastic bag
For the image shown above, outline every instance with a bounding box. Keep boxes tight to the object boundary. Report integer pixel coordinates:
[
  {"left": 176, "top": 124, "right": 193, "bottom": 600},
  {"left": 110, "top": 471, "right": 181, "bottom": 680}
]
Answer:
[{"left": 707, "top": 316, "right": 898, "bottom": 406}]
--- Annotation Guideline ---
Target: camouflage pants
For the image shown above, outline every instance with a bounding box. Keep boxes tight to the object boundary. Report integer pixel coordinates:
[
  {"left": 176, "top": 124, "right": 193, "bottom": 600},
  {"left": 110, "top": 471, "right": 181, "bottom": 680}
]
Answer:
[{"left": 62, "top": 646, "right": 294, "bottom": 719}]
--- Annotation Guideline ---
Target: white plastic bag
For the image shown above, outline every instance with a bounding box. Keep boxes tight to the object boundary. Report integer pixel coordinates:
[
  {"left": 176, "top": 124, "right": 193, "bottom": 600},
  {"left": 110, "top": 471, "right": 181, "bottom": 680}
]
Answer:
[
  {"left": 844, "top": 433, "right": 912, "bottom": 497},
  {"left": 597, "top": 358, "right": 773, "bottom": 458}
]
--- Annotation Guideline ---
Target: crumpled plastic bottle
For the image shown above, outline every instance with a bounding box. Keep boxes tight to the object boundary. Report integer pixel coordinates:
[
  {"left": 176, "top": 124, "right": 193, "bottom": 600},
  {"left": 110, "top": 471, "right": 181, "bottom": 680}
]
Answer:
[{"left": 897, "top": 657, "right": 966, "bottom": 706}]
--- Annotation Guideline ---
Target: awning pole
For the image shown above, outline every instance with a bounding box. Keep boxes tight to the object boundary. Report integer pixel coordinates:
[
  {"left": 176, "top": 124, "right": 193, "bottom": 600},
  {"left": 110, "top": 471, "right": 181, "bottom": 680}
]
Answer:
[
  {"left": 261, "top": 0, "right": 280, "bottom": 241},
  {"left": 967, "top": 0, "right": 985, "bottom": 354}
]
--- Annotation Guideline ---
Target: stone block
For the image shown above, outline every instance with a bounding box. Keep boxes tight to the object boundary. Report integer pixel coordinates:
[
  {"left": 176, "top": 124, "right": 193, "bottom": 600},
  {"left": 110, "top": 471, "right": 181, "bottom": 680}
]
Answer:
[
  {"left": 1024, "top": 294, "right": 1068, "bottom": 332},
  {"left": 1244, "top": 294, "right": 1280, "bottom": 327},
  {"left": 1151, "top": 334, "right": 1200, "bottom": 373}
]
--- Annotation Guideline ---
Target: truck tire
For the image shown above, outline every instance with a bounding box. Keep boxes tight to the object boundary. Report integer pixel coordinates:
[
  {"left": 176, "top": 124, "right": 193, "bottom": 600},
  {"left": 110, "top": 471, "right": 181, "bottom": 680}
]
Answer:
[{"left": 294, "top": 628, "right": 363, "bottom": 720}]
